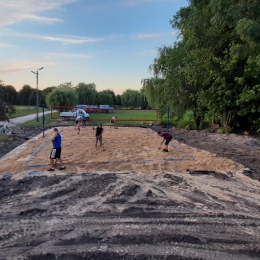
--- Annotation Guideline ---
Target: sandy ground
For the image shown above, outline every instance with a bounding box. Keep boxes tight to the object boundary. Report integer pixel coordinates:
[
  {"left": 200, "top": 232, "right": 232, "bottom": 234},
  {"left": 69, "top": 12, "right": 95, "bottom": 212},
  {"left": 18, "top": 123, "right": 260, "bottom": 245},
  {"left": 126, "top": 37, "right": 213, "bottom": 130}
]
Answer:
[
  {"left": 0, "top": 126, "right": 244, "bottom": 177},
  {"left": 0, "top": 126, "right": 260, "bottom": 260}
]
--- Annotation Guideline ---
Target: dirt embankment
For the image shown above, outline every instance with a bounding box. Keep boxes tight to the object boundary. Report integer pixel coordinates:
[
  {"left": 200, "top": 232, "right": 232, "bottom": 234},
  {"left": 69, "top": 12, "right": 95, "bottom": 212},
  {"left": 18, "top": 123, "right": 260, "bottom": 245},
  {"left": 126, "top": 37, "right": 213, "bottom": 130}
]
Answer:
[
  {"left": 0, "top": 171, "right": 260, "bottom": 260},
  {"left": 0, "top": 126, "right": 44, "bottom": 159}
]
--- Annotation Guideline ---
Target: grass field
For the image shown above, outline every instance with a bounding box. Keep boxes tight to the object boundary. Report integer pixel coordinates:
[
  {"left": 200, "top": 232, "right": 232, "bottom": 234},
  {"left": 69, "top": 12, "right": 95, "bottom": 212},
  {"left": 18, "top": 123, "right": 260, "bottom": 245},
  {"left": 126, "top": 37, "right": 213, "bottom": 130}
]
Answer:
[
  {"left": 10, "top": 106, "right": 49, "bottom": 118},
  {"left": 17, "top": 109, "right": 158, "bottom": 127},
  {"left": 88, "top": 109, "right": 158, "bottom": 122}
]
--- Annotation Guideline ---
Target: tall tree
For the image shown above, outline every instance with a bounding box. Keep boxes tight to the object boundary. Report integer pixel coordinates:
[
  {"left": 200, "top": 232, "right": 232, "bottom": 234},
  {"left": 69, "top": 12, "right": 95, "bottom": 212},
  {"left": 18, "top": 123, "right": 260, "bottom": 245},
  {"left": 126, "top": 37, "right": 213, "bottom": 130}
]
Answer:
[
  {"left": 115, "top": 94, "right": 122, "bottom": 106},
  {"left": 0, "top": 84, "right": 17, "bottom": 104},
  {"left": 46, "top": 88, "right": 78, "bottom": 110},
  {"left": 121, "top": 89, "right": 143, "bottom": 108},
  {"left": 97, "top": 92, "right": 113, "bottom": 106},
  {"left": 143, "top": 0, "right": 260, "bottom": 129},
  {"left": 99, "top": 89, "right": 116, "bottom": 105},
  {"left": 75, "top": 82, "right": 97, "bottom": 105},
  {"left": 18, "top": 85, "right": 33, "bottom": 106},
  {"left": 58, "top": 82, "right": 73, "bottom": 88},
  {"left": 171, "top": 0, "right": 260, "bottom": 128}
]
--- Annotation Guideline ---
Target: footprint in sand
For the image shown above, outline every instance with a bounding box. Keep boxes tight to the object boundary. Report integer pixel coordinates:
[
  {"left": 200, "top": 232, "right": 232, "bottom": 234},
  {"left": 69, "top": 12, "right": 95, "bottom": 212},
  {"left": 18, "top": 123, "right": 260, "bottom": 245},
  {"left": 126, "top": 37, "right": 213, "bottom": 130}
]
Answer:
[{"left": 113, "top": 149, "right": 123, "bottom": 158}]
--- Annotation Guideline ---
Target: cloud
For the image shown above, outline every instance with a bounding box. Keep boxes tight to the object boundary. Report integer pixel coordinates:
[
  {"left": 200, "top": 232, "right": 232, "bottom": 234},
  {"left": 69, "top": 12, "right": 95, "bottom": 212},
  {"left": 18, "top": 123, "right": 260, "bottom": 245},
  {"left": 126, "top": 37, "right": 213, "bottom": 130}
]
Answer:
[
  {"left": 45, "top": 53, "right": 92, "bottom": 59},
  {"left": 39, "top": 35, "right": 103, "bottom": 44},
  {"left": 0, "top": 60, "right": 55, "bottom": 75},
  {"left": 134, "top": 33, "right": 163, "bottom": 39},
  {"left": 132, "top": 31, "right": 178, "bottom": 39},
  {"left": 0, "top": 68, "right": 28, "bottom": 75},
  {"left": 0, "top": 42, "right": 16, "bottom": 48},
  {"left": 0, "top": 30, "right": 104, "bottom": 45},
  {"left": 0, "top": 0, "right": 78, "bottom": 27},
  {"left": 19, "top": 14, "right": 62, "bottom": 23},
  {"left": 138, "top": 49, "right": 157, "bottom": 56},
  {"left": 124, "top": 0, "right": 170, "bottom": 6}
]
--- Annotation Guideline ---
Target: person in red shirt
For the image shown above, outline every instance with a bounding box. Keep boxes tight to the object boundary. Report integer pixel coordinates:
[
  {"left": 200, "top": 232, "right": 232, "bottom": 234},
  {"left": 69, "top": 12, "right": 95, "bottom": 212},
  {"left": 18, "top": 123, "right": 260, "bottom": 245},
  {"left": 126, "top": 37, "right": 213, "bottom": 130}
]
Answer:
[{"left": 157, "top": 131, "right": 172, "bottom": 152}]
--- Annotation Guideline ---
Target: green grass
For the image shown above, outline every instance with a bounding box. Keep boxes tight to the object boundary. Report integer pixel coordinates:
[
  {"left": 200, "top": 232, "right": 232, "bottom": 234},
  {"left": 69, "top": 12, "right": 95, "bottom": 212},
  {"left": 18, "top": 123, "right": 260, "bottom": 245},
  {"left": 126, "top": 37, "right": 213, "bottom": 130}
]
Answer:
[
  {"left": 0, "top": 135, "right": 14, "bottom": 142},
  {"left": 10, "top": 106, "right": 49, "bottom": 118},
  {"left": 18, "top": 109, "right": 158, "bottom": 127},
  {"left": 88, "top": 109, "right": 157, "bottom": 123}
]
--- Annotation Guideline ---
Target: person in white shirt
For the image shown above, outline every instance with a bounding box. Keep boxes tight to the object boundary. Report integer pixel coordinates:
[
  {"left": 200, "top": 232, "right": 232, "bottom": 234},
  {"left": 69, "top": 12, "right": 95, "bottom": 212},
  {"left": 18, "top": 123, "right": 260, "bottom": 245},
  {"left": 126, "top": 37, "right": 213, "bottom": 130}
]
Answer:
[
  {"left": 75, "top": 115, "right": 82, "bottom": 134},
  {"left": 110, "top": 116, "right": 117, "bottom": 128}
]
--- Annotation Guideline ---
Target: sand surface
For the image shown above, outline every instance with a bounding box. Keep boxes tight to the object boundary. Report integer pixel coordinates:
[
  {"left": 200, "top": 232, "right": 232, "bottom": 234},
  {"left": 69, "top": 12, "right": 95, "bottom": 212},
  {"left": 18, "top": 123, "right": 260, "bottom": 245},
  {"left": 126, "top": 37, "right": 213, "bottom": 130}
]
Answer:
[{"left": 0, "top": 126, "right": 244, "bottom": 177}]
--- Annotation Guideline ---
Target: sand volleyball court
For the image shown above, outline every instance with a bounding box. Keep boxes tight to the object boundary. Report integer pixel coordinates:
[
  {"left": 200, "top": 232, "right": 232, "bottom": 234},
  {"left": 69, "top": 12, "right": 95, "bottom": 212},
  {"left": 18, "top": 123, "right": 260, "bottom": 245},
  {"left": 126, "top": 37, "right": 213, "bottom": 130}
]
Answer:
[{"left": 0, "top": 126, "right": 245, "bottom": 177}]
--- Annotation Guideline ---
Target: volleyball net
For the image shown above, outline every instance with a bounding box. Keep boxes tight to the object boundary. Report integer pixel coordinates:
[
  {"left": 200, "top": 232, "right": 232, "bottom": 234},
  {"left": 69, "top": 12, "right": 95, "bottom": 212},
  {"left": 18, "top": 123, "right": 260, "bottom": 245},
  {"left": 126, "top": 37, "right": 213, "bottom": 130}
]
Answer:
[{"left": 50, "top": 105, "right": 159, "bottom": 123}]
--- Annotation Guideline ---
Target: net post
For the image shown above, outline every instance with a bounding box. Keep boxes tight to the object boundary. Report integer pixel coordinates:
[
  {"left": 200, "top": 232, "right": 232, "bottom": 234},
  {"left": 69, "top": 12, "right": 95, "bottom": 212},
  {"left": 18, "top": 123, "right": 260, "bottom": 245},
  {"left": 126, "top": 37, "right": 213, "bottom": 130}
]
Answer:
[
  {"left": 42, "top": 105, "right": 45, "bottom": 137},
  {"left": 167, "top": 107, "right": 170, "bottom": 132}
]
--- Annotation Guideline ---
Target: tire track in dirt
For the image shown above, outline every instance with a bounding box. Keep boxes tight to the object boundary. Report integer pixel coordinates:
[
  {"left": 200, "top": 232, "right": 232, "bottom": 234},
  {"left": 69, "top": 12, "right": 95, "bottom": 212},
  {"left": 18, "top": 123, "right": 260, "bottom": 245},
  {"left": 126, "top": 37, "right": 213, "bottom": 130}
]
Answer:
[{"left": 0, "top": 172, "right": 260, "bottom": 259}]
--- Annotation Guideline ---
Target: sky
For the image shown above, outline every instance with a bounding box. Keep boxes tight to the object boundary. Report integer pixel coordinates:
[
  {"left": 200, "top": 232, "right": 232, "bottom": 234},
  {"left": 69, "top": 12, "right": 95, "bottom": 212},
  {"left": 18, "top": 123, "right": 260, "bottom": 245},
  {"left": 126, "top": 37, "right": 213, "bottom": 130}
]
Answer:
[{"left": 0, "top": 0, "right": 188, "bottom": 94}]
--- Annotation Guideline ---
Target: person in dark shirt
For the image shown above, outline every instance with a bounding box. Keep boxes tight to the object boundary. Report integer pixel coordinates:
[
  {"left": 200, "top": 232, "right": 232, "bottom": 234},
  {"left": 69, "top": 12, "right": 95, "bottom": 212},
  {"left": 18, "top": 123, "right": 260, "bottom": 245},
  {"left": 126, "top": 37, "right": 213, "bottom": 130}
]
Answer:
[
  {"left": 157, "top": 131, "right": 173, "bottom": 152},
  {"left": 93, "top": 124, "right": 104, "bottom": 149}
]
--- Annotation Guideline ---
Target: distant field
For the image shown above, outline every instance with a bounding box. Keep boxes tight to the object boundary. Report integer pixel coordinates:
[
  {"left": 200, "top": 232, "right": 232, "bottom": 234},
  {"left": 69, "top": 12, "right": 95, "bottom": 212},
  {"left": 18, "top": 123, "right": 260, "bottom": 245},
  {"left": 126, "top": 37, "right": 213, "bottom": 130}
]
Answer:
[
  {"left": 18, "top": 109, "right": 158, "bottom": 127},
  {"left": 88, "top": 109, "right": 158, "bottom": 122},
  {"left": 10, "top": 106, "right": 49, "bottom": 118}
]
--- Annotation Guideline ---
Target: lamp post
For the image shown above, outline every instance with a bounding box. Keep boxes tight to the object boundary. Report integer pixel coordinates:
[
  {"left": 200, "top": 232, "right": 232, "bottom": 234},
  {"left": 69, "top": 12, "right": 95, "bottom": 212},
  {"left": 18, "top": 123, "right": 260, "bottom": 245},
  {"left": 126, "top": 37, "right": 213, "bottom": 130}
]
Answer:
[{"left": 31, "top": 67, "right": 44, "bottom": 122}]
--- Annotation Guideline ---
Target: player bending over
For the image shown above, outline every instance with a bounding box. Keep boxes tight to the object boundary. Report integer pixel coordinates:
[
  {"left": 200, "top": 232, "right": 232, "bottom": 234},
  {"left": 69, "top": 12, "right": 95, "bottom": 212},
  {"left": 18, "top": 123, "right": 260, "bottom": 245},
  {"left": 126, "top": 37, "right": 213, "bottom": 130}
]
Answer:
[
  {"left": 75, "top": 121, "right": 81, "bottom": 134},
  {"left": 75, "top": 114, "right": 82, "bottom": 134},
  {"left": 93, "top": 124, "right": 104, "bottom": 149},
  {"left": 47, "top": 128, "right": 65, "bottom": 171},
  {"left": 110, "top": 116, "right": 117, "bottom": 128},
  {"left": 157, "top": 131, "right": 172, "bottom": 152}
]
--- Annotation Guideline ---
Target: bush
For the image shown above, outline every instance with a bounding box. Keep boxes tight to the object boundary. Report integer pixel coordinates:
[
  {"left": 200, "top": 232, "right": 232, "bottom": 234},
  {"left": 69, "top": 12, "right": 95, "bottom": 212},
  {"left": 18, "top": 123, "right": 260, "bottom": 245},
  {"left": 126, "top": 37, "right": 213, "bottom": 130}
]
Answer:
[
  {"left": 159, "top": 110, "right": 196, "bottom": 129},
  {"left": 159, "top": 114, "right": 174, "bottom": 128},
  {"left": 172, "top": 111, "right": 196, "bottom": 129},
  {"left": 218, "top": 127, "right": 233, "bottom": 134}
]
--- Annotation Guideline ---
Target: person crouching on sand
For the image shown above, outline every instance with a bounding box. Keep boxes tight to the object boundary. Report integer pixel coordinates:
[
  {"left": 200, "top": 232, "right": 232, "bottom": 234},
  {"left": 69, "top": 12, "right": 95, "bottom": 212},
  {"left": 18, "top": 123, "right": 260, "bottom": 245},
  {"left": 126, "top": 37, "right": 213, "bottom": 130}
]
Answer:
[
  {"left": 75, "top": 121, "right": 81, "bottom": 134},
  {"left": 110, "top": 116, "right": 117, "bottom": 128},
  {"left": 157, "top": 131, "right": 172, "bottom": 152},
  {"left": 93, "top": 124, "right": 104, "bottom": 149}
]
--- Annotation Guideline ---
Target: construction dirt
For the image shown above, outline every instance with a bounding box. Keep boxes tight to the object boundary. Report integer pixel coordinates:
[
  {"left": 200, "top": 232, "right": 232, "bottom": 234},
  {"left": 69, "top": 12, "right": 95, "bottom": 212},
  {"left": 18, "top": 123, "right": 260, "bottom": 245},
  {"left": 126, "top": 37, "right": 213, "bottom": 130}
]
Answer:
[{"left": 0, "top": 126, "right": 260, "bottom": 260}]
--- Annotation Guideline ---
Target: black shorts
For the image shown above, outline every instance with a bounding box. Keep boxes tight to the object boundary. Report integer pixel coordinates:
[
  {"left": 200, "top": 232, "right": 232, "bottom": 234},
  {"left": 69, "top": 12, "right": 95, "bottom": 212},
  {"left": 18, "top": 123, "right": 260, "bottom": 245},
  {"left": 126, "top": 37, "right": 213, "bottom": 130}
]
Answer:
[
  {"left": 110, "top": 120, "right": 115, "bottom": 124},
  {"left": 165, "top": 138, "right": 172, "bottom": 145},
  {"left": 50, "top": 147, "right": 62, "bottom": 159},
  {"left": 76, "top": 120, "right": 79, "bottom": 124}
]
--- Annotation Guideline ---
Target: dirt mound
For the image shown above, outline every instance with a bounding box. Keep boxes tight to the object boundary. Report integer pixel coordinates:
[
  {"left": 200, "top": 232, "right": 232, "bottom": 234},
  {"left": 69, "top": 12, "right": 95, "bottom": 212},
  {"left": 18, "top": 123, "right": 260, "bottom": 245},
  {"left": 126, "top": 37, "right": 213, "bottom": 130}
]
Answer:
[{"left": 0, "top": 171, "right": 260, "bottom": 260}]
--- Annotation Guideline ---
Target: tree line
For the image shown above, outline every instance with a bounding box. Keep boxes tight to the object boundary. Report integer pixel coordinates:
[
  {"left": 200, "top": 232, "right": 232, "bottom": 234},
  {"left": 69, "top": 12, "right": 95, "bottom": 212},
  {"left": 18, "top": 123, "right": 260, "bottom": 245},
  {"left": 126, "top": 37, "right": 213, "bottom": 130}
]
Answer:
[
  {"left": 141, "top": 0, "right": 260, "bottom": 130},
  {"left": 0, "top": 80, "right": 148, "bottom": 111}
]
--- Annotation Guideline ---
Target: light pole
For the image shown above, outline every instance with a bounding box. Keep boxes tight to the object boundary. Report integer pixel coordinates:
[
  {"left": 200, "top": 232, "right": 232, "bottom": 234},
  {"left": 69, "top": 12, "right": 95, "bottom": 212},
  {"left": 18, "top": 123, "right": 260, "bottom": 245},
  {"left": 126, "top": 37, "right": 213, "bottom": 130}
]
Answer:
[{"left": 31, "top": 67, "right": 44, "bottom": 122}]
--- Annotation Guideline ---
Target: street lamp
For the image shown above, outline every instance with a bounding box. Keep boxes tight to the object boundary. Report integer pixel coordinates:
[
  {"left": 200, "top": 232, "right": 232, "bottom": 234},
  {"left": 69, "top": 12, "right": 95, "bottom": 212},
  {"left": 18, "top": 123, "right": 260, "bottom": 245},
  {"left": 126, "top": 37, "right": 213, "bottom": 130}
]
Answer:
[{"left": 31, "top": 67, "right": 44, "bottom": 122}]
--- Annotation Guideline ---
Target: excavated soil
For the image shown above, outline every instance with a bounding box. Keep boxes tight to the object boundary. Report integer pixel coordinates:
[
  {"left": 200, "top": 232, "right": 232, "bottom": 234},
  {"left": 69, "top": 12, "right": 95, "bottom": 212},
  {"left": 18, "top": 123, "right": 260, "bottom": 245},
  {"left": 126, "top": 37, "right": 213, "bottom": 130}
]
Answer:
[{"left": 0, "top": 126, "right": 260, "bottom": 260}]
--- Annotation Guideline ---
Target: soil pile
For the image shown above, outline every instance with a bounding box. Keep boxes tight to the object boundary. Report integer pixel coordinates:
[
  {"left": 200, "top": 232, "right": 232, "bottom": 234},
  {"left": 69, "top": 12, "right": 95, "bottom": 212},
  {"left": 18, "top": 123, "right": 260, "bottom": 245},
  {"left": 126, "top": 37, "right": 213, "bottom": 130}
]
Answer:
[{"left": 0, "top": 171, "right": 260, "bottom": 259}]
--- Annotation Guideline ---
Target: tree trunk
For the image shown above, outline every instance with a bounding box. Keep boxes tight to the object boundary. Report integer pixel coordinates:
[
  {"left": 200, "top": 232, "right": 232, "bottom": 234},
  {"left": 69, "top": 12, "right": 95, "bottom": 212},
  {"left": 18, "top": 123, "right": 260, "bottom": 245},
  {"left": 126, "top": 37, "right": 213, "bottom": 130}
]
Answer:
[
  {"left": 222, "top": 110, "right": 228, "bottom": 128},
  {"left": 199, "top": 117, "right": 204, "bottom": 130},
  {"left": 194, "top": 114, "right": 200, "bottom": 130}
]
